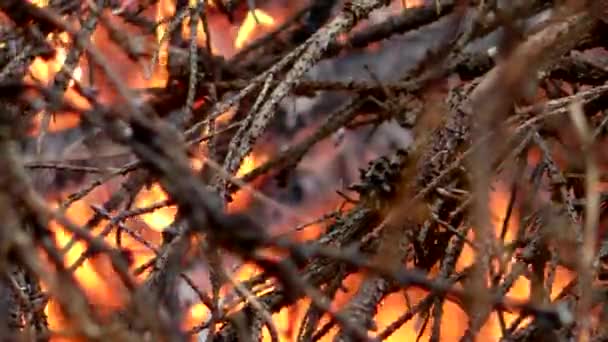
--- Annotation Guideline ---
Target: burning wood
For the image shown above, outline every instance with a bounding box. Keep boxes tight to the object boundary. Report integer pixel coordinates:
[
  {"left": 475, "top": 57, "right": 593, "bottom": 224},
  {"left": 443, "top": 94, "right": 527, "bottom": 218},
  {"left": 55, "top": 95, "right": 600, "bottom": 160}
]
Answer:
[{"left": 0, "top": 0, "right": 607, "bottom": 341}]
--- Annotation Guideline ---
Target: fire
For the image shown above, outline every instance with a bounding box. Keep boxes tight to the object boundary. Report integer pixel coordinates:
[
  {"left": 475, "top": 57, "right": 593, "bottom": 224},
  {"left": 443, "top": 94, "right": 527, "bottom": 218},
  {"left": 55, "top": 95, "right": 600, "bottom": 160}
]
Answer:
[
  {"left": 26, "top": 30, "right": 88, "bottom": 135},
  {"left": 153, "top": 0, "right": 175, "bottom": 87},
  {"left": 153, "top": 0, "right": 220, "bottom": 85},
  {"left": 153, "top": 1, "right": 277, "bottom": 86},
  {"left": 134, "top": 183, "right": 178, "bottom": 232},
  {"left": 234, "top": 9, "right": 276, "bottom": 50},
  {"left": 44, "top": 299, "right": 69, "bottom": 342},
  {"left": 455, "top": 183, "right": 573, "bottom": 339},
  {"left": 42, "top": 193, "right": 162, "bottom": 339},
  {"left": 236, "top": 153, "right": 265, "bottom": 178},
  {"left": 17, "top": 1, "right": 577, "bottom": 341},
  {"left": 46, "top": 199, "right": 123, "bottom": 309},
  {"left": 371, "top": 288, "right": 466, "bottom": 341},
  {"left": 183, "top": 303, "right": 210, "bottom": 331},
  {"left": 30, "top": 0, "right": 49, "bottom": 7},
  {"left": 250, "top": 274, "right": 467, "bottom": 341},
  {"left": 49, "top": 177, "right": 574, "bottom": 341},
  {"left": 402, "top": 0, "right": 425, "bottom": 8},
  {"left": 227, "top": 152, "right": 269, "bottom": 213}
]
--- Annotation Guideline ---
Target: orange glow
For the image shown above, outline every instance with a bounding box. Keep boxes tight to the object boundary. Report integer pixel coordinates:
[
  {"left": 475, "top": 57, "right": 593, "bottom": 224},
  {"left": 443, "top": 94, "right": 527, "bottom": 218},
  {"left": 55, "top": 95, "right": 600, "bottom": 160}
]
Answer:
[
  {"left": 454, "top": 183, "right": 573, "bottom": 339},
  {"left": 184, "top": 184, "right": 575, "bottom": 342},
  {"left": 44, "top": 190, "right": 162, "bottom": 338},
  {"left": 236, "top": 153, "right": 266, "bottom": 178},
  {"left": 191, "top": 156, "right": 204, "bottom": 172},
  {"left": 227, "top": 152, "right": 269, "bottom": 213},
  {"left": 180, "top": 1, "right": 219, "bottom": 48},
  {"left": 97, "top": 179, "right": 576, "bottom": 341},
  {"left": 457, "top": 183, "right": 519, "bottom": 271},
  {"left": 51, "top": 223, "right": 119, "bottom": 305},
  {"left": 133, "top": 183, "right": 178, "bottom": 232},
  {"left": 152, "top": 0, "right": 175, "bottom": 87},
  {"left": 43, "top": 180, "right": 575, "bottom": 341},
  {"left": 48, "top": 200, "right": 121, "bottom": 309},
  {"left": 489, "top": 184, "right": 519, "bottom": 244},
  {"left": 183, "top": 303, "right": 210, "bottom": 331},
  {"left": 152, "top": 0, "right": 220, "bottom": 87},
  {"left": 369, "top": 288, "right": 467, "bottom": 341},
  {"left": 181, "top": 14, "right": 210, "bottom": 48},
  {"left": 233, "top": 262, "right": 264, "bottom": 282},
  {"left": 44, "top": 299, "right": 74, "bottom": 342},
  {"left": 402, "top": 0, "right": 425, "bottom": 8},
  {"left": 30, "top": 0, "right": 49, "bottom": 7},
  {"left": 234, "top": 9, "right": 276, "bottom": 49},
  {"left": 25, "top": 31, "right": 89, "bottom": 135}
]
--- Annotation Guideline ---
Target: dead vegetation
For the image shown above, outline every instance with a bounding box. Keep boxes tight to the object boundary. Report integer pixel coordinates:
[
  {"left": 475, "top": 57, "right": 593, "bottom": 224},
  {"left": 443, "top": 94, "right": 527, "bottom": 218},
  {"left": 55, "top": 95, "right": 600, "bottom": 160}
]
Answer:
[{"left": 1, "top": 0, "right": 608, "bottom": 341}]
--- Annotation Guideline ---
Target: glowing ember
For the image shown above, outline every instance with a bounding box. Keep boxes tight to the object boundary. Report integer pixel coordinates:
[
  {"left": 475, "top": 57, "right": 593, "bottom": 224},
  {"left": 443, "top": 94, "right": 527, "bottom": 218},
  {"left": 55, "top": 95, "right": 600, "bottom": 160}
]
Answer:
[
  {"left": 25, "top": 31, "right": 88, "bottom": 134},
  {"left": 44, "top": 300, "right": 67, "bottom": 342},
  {"left": 50, "top": 222, "right": 118, "bottom": 306},
  {"left": 402, "top": 0, "right": 425, "bottom": 8},
  {"left": 181, "top": 7, "right": 211, "bottom": 49},
  {"left": 234, "top": 9, "right": 276, "bottom": 50},
  {"left": 453, "top": 184, "right": 573, "bottom": 339},
  {"left": 43, "top": 193, "right": 162, "bottom": 339},
  {"left": 134, "top": 183, "right": 178, "bottom": 232},
  {"left": 228, "top": 152, "right": 269, "bottom": 213},
  {"left": 183, "top": 303, "right": 210, "bottom": 331},
  {"left": 237, "top": 153, "right": 264, "bottom": 178},
  {"left": 190, "top": 156, "right": 204, "bottom": 172},
  {"left": 29, "top": 0, "right": 49, "bottom": 7},
  {"left": 185, "top": 183, "right": 576, "bottom": 341},
  {"left": 153, "top": 0, "right": 175, "bottom": 87},
  {"left": 47, "top": 200, "right": 122, "bottom": 308}
]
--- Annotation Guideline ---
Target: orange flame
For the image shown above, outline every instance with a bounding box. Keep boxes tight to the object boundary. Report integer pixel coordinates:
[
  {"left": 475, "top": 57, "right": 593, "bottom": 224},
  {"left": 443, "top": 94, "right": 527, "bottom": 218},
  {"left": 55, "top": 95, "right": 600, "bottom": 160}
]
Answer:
[
  {"left": 183, "top": 303, "right": 211, "bottom": 331},
  {"left": 29, "top": 0, "right": 49, "bottom": 7},
  {"left": 227, "top": 152, "right": 269, "bottom": 213},
  {"left": 47, "top": 199, "right": 122, "bottom": 308},
  {"left": 402, "top": 0, "right": 425, "bottom": 8},
  {"left": 134, "top": 183, "right": 178, "bottom": 232},
  {"left": 234, "top": 9, "right": 276, "bottom": 50},
  {"left": 455, "top": 183, "right": 573, "bottom": 339},
  {"left": 152, "top": 0, "right": 175, "bottom": 87},
  {"left": 26, "top": 31, "right": 88, "bottom": 135}
]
